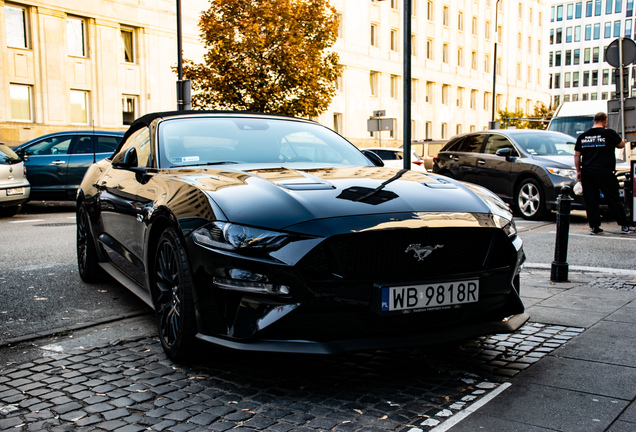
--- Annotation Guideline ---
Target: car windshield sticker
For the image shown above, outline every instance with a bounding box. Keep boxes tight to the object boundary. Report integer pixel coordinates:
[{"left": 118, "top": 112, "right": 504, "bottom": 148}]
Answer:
[{"left": 171, "top": 156, "right": 200, "bottom": 163}]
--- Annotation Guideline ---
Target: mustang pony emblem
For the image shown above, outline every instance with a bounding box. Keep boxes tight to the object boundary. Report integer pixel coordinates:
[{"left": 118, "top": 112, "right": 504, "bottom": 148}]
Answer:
[{"left": 405, "top": 244, "right": 444, "bottom": 261}]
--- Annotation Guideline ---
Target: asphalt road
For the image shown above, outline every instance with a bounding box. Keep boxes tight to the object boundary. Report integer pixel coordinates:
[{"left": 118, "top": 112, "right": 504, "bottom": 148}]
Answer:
[
  {"left": 0, "top": 201, "right": 149, "bottom": 345},
  {"left": 1, "top": 202, "right": 635, "bottom": 345}
]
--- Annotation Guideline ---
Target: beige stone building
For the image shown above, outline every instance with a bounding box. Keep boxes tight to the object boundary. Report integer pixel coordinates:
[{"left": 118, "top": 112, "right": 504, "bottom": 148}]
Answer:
[
  {"left": 1, "top": 0, "right": 206, "bottom": 147},
  {"left": 1, "top": 0, "right": 551, "bottom": 149}
]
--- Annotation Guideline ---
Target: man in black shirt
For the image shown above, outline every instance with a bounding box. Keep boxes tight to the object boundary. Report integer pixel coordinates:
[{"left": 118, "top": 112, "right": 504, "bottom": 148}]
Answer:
[{"left": 574, "top": 112, "right": 634, "bottom": 235}]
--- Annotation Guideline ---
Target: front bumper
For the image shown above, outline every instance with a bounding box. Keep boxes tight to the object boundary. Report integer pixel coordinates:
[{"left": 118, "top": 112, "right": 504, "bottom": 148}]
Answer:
[{"left": 187, "top": 216, "right": 527, "bottom": 354}]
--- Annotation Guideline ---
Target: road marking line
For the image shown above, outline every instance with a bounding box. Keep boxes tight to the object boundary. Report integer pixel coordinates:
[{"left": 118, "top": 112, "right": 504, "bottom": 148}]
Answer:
[
  {"left": 524, "top": 262, "right": 636, "bottom": 276},
  {"left": 427, "top": 382, "right": 512, "bottom": 432},
  {"left": 9, "top": 219, "right": 44, "bottom": 224}
]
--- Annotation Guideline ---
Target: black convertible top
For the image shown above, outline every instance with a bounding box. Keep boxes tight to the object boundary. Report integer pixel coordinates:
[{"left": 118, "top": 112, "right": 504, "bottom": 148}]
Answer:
[{"left": 121, "top": 110, "right": 302, "bottom": 143}]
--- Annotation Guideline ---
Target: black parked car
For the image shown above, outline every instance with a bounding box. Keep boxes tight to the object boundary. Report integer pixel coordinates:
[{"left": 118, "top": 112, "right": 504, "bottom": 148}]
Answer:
[
  {"left": 77, "top": 111, "right": 527, "bottom": 361},
  {"left": 14, "top": 131, "right": 124, "bottom": 200},
  {"left": 433, "top": 129, "right": 629, "bottom": 220}
]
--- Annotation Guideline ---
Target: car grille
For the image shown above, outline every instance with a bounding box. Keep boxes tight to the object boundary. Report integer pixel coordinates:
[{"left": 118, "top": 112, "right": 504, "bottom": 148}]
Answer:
[{"left": 297, "top": 227, "right": 516, "bottom": 285}]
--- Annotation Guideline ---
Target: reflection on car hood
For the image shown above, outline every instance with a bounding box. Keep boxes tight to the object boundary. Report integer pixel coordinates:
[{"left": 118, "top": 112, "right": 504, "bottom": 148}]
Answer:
[
  {"left": 170, "top": 166, "right": 496, "bottom": 229},
  {"left": 530, "top": 154, "right": 576, "bottom": 167},
  {"left": 531, "top": 155, "right": 630, "bottom": 172}
]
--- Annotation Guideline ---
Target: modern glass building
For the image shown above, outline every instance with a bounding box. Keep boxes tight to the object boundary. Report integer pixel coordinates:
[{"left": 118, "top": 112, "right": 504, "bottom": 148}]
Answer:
[{"left": 548, "top": 0, "right": 636, "bottom": 107}]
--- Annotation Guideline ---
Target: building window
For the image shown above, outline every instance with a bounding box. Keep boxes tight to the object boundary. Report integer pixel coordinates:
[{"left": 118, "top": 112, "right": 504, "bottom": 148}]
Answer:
[
  {"left": 427, "top": 1, "right": 434, "bottom": 20},
  {"left": 412, "top": 78, "right": 418, "bottom": 102},
  {"left": 458, "top": 11, "right": 464, "bottom": 31},
  {"left": 390, "top": 75, "right": 399, "bottom": 99},
  {"left": 443, "top": 5, "right": 449, "bottom": 26},
  {"left": 10, "top": 84, "right": 32, "bottom": 121},
  {"left": 391, "top": 29, "right": 399, "bottom": 51},
  {"left": 441, "top": 123, "right": 448, "bottom": 139},
  {"left": 605, "top": 22, "right": 612, "bottom": 38},
  {"left": 335, "top": 67, "right": 344, "bottom": 91},
  {"left": 593, "top": 46, "right": 599, "bottom": 63},
  {"left": 336, "top": 13, "right": 343, "bottom": 38},
  {"left": 333, "top": 113, "right": 343, "bottom": 134},
  {"left": 484, "top": 92, "right": 491, "bottom": 111},
  {"left": 470, "top": 89, "right": 477, "bottom": 109},
  {"left": 573, "top": 71, "right": 580, "bottom": 87},
  {"left": 574, "top": 49, "right": 580, "bottom": 64},
  {"left": 426, "top": 39, "right": 434, "bottom": 59},
  {"left": 458, "top": 47, "right": 464, "bottom": 66},
  {"left": 614, "top": 20, "right": 621, "bottom": 37},
  {"left": 121, "top": 28, "right": 134, "bottom": 63},
  {"left": 370, "top": 71, "right": 379, "bottom": 96},
  {"left": 426, "top": 81, "right": 434, "bottom": 103},
  {"left": 594, "top": 22, "right": 601, "bottom": 39},
  {"left": 411, "top": 34, "right": 417, "bottom": 56},
  {"left": 471, "top": 51, "right": 478, "bottom": 70},
  {"left": 457, "top": 87, "right": 464, "bottom": 107},
  {"left": 442, "top": 43, "right": 449, "bottom": 63},
  {"left": 603, "top": 69, "right": 610, "bottom": 85},
  {"left": 391, "top": 0, "right": 399, "bottom": 10},
  {"left": 67, "top": 17, "right": 87, "bottom": 57},
  {"left": 122, "top": 96, "right": 136, "bottom": 125},
  {"left": 370, "top": 23, "right": 378, "bottom": 47},
  {"left": 70, "top": 90, "right": 89, "bottom": 124},
  {"left": 472, "top": 16, "right": 478, "bottom": 35},
  {"left": 485, "top": 54, "right": 491, "bottom": 73},
  {"left": 574, "top": 26, "right": 581, "bottom": 42},
  {"left": 5, "top": 4, "right": 29, "bottom": 49},
  {"left": 441, "top": 84, "right": 449, "bottom": 105},
  {"left": 425, "top": 122, "right": 432, "bottom": 139},
  {"left": 485, "top": 21, "right": 491, "bottom": 40}
]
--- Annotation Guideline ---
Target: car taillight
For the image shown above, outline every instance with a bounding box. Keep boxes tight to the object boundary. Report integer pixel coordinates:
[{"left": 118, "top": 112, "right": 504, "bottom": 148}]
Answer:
[
  {"left": 412, "top": 160, "right": 423, "bottom": 166},
  {"left": 23, "top": 165, "right": 27, "bottom": 175},
  {"left": 433, "top": 157, "right": 437, "bottom": 163}
]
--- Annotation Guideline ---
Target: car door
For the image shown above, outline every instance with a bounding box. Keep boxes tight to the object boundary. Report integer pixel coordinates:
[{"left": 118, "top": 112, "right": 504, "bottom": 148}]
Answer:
[
  {"left": 96, "top": 128, "right": 152, "bottom": 286},
  {"left": 68, "top": 134, "right": 123, "bottom": 197},
  {"left": 472, "top": 133, "right": 520, "bottom": 200},
  {"left": 21, "top": 135, "right": 74, "bottom": 195},
  {"left": 67, "top": 135, "right": 98, "bottom": 195},
  {"left": 445, "top": 134, "right": 486, "bottom": 183}
]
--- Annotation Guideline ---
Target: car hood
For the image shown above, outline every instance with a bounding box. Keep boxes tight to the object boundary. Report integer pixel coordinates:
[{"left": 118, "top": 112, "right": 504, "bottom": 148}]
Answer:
[
  {"left": 530, "top": 155, "right": 631, "bottom": 172},
  {"left": 530, "top": 154, "right": 576, "bottom": 168},
  {"left": 170, "top": 165, "right": 499, "bottom": 230}
]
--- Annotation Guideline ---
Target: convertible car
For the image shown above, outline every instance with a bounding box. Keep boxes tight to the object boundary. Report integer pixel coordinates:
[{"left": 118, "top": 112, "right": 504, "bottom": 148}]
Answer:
[{"left": 77, "top": 111, "right": 528, "bottom": 361}]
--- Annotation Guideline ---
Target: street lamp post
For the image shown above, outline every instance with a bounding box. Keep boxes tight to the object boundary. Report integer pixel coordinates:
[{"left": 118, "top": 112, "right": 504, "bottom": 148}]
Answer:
[
  {"left": 490, "top": 0, "right": 501, "bottom": 128},
  {"left": 403, "top": 0, "right": 412, "bottom": 168},
  {"left": 176, "top": 0, "right": 191, "bottom": 111}
]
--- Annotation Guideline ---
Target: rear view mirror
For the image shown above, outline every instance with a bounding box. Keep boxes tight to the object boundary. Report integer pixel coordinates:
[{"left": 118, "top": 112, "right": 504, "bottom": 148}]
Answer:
[
  {"left": 495, "top": 148, "right": 512, "bottom": 160},
  {"left": 361, "top": 150, "right": 384, "bottom": 167}
]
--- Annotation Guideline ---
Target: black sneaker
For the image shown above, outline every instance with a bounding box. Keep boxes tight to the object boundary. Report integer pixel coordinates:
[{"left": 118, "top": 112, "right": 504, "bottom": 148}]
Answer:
[
  {"left": 590, "top": 227, "right": 604, "bottom": 235},
  {"left": 621, "top": 226, "right": 635, "bottom": 234}
]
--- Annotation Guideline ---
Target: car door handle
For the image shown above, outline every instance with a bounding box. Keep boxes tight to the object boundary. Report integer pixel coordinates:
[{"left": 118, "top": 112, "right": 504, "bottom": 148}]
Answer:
[
  {"left": 477, "top": 159, "right": 486, "bottom": 165},
  {"left": 51, "top": 160, "right": 66, "bottom": 165}
]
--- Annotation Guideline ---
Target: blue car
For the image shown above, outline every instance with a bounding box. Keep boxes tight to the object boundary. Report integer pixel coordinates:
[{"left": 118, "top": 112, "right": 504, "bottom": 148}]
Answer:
[{"left": 14, "top": 131, "right": 124, "bottom": 200}]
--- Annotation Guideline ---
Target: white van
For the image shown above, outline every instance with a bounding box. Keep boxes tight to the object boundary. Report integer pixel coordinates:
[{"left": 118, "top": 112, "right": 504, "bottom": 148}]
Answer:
[{"left": 547, "top": 100, "right": 608, "bottom": 138}]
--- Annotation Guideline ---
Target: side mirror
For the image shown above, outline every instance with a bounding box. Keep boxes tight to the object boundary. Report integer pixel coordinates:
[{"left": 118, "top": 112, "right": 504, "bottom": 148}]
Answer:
[
  {"left": 361, "top": 150, "right": 384, "bottom": 167},
  {"left": 495, "top": 148, "right": 513, "bottom": 160}
]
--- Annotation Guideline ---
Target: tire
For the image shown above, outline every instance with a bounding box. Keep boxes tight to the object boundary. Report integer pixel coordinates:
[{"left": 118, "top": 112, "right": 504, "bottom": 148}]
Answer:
[
  {"left": 76, "top": 204, "right": 103, "bottom": 282},
  {"left": 152, "top": 227, "right": 198, "bottom": 362},
  {"left": 515, "top": 178, "right": 547, "bottom": 220}
]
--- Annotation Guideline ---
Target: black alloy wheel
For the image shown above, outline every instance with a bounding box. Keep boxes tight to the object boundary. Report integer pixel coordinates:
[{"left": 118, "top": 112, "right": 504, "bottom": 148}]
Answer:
[
  {"left": 152, "top": 227, "right": 197, "bottom": 361},
  {"left": 76, "top": 204, "right": 102, "bottom": 282},
  {"left": 516, "top": 178, "right": 547, "bottom": 220}
]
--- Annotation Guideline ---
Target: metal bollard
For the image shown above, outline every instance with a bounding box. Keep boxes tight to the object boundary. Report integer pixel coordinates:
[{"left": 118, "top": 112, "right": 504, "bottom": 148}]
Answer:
[{"left": 551, "top": 186, "right": 573, "bottom": 282}]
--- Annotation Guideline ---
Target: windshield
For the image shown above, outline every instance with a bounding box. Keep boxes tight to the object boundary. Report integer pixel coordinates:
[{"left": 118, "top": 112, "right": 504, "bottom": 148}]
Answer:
[
  {"left": 0, "top": 144, "right": 21, "bottom": 165},
  {"left": 547, "top": 116, "right": 593, "bottom": 138},
  {"left": 157, "top": 117, "right": 372, "bottom": 168},
  {"left": 513, "top": 132, "right": 577, "bottom": 156}
]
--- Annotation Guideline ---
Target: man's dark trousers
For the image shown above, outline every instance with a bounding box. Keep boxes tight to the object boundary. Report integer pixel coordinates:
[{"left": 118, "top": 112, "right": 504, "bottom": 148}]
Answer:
[{"left": 581, "top": 168, "right": 627, "bottom": 228}]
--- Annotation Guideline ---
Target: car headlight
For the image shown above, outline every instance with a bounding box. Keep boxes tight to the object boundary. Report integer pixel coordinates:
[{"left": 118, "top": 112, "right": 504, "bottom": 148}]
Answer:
[
  {"left": 193, "top": 222, "right": 291, "bottom": 252},
  {"left": 463, "top": 183, "right": 517, "bottom": 238},
  {"left": 547, "top": 167, "right": 577, "bottom": 180}
]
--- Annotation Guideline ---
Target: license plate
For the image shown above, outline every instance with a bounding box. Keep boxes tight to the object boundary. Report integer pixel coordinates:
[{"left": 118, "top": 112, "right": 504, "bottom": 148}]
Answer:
[
  {"left": 7, "top": 188, "right": 25, "bottom": 196},
  {"left": 380, "top": 279, "right": 479, "bottom": 312}
]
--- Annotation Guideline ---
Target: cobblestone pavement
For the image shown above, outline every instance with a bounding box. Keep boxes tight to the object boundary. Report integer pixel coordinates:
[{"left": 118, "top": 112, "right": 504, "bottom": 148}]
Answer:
[{"left": 0, "top": 322, "right": 583, "bottom": 432}]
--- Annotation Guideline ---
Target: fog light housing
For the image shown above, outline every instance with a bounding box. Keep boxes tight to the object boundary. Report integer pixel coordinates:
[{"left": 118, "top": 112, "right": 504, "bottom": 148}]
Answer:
[{"left": 213, "top": 269, "right": 290, "bottom": 295}]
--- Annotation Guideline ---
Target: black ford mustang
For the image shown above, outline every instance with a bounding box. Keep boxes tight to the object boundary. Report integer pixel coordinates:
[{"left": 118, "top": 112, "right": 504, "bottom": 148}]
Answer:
[{"left": 77, "top": 111, "right": 528, "bottom": 361}]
